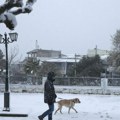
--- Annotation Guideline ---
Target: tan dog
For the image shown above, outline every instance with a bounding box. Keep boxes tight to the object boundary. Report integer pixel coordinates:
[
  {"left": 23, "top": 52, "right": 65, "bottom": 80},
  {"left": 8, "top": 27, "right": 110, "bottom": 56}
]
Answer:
[{"left": 54, "top": 98, "right": 81, "bottom": 114}]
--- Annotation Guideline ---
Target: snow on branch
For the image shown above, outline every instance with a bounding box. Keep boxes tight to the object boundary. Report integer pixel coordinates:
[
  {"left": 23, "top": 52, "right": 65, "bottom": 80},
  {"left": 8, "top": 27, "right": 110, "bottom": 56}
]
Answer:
[{"left": 0, "top": 0, "right": 37, "bottom": 30}]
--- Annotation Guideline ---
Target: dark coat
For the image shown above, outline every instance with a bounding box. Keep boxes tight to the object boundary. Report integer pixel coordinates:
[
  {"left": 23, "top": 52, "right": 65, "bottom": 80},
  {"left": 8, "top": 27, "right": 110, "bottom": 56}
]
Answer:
[{"left": 44, "top": 80, "right": 56, "bottom": 104}]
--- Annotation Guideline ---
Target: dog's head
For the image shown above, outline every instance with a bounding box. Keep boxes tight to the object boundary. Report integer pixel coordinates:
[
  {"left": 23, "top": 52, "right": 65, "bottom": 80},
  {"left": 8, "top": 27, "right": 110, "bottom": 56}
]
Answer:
[{"left": 73, "top": 98, "right": 81, "bottom": 103}]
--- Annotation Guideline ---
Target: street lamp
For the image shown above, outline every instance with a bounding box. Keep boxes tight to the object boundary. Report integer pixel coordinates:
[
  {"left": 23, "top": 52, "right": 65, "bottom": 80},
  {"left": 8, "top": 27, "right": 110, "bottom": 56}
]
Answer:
[{"left": 0, "top": 32, "right": 18, "bottom": 111}]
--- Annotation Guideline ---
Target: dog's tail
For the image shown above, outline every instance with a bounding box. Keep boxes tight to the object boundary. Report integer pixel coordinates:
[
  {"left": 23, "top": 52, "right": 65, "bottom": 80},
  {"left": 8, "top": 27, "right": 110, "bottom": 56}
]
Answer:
[{"left": 55, "top": 97, "right": 63, "bottom": 103}]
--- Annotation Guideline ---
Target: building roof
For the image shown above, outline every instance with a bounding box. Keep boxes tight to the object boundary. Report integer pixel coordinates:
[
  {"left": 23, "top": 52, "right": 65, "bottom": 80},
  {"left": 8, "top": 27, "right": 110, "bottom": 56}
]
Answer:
[
  {"left": 27, "top": 49, "right": 61, "bottom": 54},
  {"left": 100, "top": 55, "right": 109, "bottom": 60},
  {"left": 44, "top": 58, "right": 80, "bottom": 63}
]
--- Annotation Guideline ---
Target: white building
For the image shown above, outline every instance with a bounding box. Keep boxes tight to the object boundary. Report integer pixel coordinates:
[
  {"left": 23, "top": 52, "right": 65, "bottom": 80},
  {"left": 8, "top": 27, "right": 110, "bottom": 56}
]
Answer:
[
  {"left": 27, "top": 49, "right": 81, "bottom": 76},
  {"left": 44, "top": 54, "right": 81, "bottom": 75},
  {"left": 87, "top": 47, "right": 110, "bottom": 57}
]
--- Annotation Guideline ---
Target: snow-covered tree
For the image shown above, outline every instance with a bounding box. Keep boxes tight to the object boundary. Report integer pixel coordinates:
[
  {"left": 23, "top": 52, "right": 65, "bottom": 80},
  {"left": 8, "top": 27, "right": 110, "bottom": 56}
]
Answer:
[
  {"left": 108, "top": 30, "right": 120, "bottom": 73},
  {"left": 0, "top": 0, "right": 37, "bottom": 30}
]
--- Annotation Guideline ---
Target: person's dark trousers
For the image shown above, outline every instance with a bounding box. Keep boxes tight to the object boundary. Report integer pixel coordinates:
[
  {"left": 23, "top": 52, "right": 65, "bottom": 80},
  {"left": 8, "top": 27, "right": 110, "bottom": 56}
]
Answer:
[{"left": 40, "top": 103, "right": 54, "bottom": 120}]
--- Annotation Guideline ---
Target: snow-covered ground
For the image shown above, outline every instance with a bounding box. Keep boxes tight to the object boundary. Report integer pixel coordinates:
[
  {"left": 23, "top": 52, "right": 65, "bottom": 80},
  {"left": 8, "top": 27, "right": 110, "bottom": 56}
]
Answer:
[{"left": 0, "top": 93, "right": 120, "bottom": 120}]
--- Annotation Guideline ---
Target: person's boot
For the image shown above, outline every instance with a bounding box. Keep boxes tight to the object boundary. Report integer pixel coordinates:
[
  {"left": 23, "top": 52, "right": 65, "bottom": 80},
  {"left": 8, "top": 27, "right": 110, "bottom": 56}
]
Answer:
[{"left": 38, "top": 115, "right": 43, "bottom": 120}]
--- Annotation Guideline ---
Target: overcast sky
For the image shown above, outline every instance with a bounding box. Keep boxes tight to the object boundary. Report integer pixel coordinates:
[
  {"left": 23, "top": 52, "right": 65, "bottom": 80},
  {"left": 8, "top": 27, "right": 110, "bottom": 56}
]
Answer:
[{"left": 1, "top": 0, "right": 120, "bottom": 59}]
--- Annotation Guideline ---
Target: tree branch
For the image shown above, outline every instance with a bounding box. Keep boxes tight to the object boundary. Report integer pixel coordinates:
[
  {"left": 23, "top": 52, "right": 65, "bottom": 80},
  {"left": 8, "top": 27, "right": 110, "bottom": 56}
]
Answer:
[
  {"left": 0, "top": 0, "right": 37, "bottom": 30},
  {"left": 10, "top": 0, "right": 37, "bottom": 15},
  {"left": 0, "top": 0, "right": 23, "bottom": 15}
]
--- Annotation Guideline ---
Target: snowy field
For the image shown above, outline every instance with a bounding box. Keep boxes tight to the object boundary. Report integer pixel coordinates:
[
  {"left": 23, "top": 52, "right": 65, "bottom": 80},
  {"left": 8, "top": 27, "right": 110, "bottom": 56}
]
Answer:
[{"left": 0, "top": 93, "right": 120, "bottom": 120}]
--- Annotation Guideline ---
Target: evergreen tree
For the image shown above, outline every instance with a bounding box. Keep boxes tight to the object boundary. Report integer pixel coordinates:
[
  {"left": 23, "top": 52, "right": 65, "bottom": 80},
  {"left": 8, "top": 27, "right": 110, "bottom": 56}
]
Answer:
[
  {"left": 68, "top": 55, "right": 105, "bottom": 77},
  {"left": 24, "top": 57, "right": 39, "bottom": 75}
]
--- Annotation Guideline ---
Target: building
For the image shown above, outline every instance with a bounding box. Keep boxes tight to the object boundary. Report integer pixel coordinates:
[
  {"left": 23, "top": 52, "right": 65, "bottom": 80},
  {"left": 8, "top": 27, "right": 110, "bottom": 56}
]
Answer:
[
  {"left": 27, "top": 49, "right": 62, "bottom": 61},
  {"left": 27, "top": 49, "right": 81, "bottom": 76},
  {"left": 44, "top": 54, "right": 81, "bottom": 76},
  {"left": 87, "top": 47, "right": 110, "bottom": 57}
]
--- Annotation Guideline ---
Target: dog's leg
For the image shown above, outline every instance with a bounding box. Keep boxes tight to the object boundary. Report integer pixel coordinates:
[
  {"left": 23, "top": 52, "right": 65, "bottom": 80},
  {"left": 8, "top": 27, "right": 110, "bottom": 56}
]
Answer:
[
  {"left": 54, "top": 108, "right": 60, "bottom": 115},
  {"left": 60, "top": 107, "right": 63, "bottom": 114},
  {"left": 54, "top": 107, "right": 62, "bottom": 115},
  {"left": 71, "top": 107, "right": 78, "bottom": 113},
  {"left": 68, "top": 107, "right": 71, "bottom": 114}
]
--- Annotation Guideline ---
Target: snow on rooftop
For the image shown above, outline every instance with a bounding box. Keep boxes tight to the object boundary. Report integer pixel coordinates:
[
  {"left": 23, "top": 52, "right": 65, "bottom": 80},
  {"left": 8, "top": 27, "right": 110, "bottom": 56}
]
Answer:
[
  {"left": 100, "top": 55, "right": 109, "bottom": 60},
  {"left": 44, "top": 58, "right": 80, "bottom": 63}
]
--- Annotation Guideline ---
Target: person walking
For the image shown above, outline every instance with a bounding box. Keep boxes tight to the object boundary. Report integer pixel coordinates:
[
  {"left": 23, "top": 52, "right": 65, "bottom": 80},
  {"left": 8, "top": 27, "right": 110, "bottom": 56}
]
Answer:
[{"left": 38, "top": 71, "right": 57, "bottom": 120}]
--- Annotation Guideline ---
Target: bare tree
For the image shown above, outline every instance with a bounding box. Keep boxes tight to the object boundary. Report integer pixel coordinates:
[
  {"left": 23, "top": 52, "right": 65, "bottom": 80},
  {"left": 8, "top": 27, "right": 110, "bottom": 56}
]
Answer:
[
  {"left": 108, "top": 30, "right": 120, "bottom": 73},
  {"left": 9, "top": 46, "right": 22, "bottom": 65},
  {"left": 0, "top": 49, "right": 6, "bottom": 74},
  {"left": 0, "top": 0, "right": 37, "bottom": 30},
  {"left": 39, "top": 62, "right": 61, "bottom": 77}
]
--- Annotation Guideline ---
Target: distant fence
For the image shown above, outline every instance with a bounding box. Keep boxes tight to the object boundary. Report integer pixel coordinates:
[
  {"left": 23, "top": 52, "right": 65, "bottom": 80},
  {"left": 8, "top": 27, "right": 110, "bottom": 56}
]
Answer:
[
  {"left": 0, "top": 75, "right": 42, "bottom": 85},
  {"left": 1, "top": 75, "right": 120, "bottom": 86},
  {"left": 54, "top": 77, "right": 101, "bottom": 86},
  {"left": 108, "top": 78, "right": 120, "bottom": 86},
  {"left": 55, "top": 77, "right": 120, "bottom": 87},
  {"left": 0, "top": 75, "right": 120, "bottom": 94}
]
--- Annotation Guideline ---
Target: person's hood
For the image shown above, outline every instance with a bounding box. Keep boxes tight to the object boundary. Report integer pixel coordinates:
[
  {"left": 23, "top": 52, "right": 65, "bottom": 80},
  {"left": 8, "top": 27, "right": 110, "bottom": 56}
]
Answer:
[{"left": 47, "top": 71, "right": 55, "bottom": 82}]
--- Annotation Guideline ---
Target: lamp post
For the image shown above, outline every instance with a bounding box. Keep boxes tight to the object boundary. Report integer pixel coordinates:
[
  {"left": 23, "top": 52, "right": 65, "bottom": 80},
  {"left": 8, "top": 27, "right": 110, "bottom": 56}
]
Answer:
[{"left": 0, "top": 32, "right": 18, "bottom": 111}]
